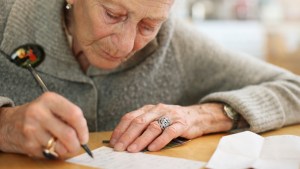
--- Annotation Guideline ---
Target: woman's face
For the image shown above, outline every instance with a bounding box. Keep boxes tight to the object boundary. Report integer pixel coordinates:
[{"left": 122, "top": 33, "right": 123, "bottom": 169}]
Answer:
[{"left": 68, "top": 0, "right": 174, "bottom": 70}]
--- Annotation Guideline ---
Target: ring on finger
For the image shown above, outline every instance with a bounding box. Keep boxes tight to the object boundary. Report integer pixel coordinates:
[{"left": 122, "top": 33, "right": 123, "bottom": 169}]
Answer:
[
  {"left": 43, "top": 137, "right": 59, "bottom": 159},
  {"left": 157, "top": 117, "right": 172, "bottom": 130}
]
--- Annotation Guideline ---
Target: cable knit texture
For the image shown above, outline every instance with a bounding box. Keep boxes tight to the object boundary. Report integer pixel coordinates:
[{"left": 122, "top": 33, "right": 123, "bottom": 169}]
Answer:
[{"left": 1, "top": 0, "right": 300, "bottom": 132}]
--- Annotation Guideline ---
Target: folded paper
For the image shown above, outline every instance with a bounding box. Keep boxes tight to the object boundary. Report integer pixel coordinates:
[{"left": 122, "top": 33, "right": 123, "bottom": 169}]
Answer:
[{"left": 206, "top": 131, "right": 300, "bottom": 169}]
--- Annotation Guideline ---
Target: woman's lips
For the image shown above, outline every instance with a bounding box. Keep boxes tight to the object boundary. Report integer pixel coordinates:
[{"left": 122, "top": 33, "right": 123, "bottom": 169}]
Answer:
[{"left": 101, "top": 49, "right": 123, "bottom": 62}]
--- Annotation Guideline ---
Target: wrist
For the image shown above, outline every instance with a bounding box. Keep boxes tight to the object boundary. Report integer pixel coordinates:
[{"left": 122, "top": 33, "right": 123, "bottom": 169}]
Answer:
[
  {"left": 0, "top": 107, "right": 8, "bottom": 151},
  {"left": 193, "top": 103, "right": 234, "bottom": 134},
  {"left": 0, "top": 107, "right": 14, "bottom": 152},
  {"left": 223, "top": 104, "right": 240, "bottom": 131}
]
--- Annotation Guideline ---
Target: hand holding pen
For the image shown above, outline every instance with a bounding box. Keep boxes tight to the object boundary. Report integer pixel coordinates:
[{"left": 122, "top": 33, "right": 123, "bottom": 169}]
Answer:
[{"left": 0, "top": 44, "right": 93, "bottom": 159}]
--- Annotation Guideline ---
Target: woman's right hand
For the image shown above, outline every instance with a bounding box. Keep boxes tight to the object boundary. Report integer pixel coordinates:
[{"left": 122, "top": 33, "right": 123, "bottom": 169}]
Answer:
[{"left": 0, "top": 92, "right": 89, "bottom": 159}]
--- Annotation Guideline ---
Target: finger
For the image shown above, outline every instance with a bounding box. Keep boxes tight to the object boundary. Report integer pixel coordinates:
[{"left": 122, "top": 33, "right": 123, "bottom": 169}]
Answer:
[
  {"left": 35, "top": 126, "right": 67, "bottom": 157},
  {"left": 55, "top": 141, "right": 68, "bottom": 159},
  {"left": 39, "top": 92, "right": 89, "bottom": 144},
  {"left": 110, "top": 109, "right": 144, "bottom": 149},
  {"left": 127, "top": 121, "right": 162, "bottom": 152},
  {"left": 37, "top": 138, "right": 67, "bottom": 159},
  {"left": 38, "top": 109, "right": 81, "bottom": 155},
  {"left": 37, "top": 132, "right": 68, "bottom": 159},
  {"left": 148, "top": 122, "right": 185, "bottom": 151},
  {"left": 110, "top": 107, "right": 149, "bottom": 146},
  {"left": 113, "top": 108, "right": 161, "bottom": 151}
]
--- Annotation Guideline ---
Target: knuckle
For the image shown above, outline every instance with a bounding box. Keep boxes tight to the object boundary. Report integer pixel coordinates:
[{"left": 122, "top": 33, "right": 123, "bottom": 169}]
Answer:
[
  {"left": 26, "top": 102, "right": 37, "bottom": 111},
  {"left": 121, "top": 134, "right": 133, "bottom": 142},
  {"left": 170, "top": 109, "right": 179, "bottom": 116},
  {"left": 165, "top": 126, "right": 178, "bottom": 137},
  {"left": 142, "top": 104, "right": 154, "bottom": 110},
  {"left": 132, "top": 117, "right": 147, "bottom": 125},
  {"left": 70, "top": 107, "right": 84, "bottom": 121},
  {"left": 121, "top": 113, "right": 135, "bottom": 122},
  {"left": 40, "top": 91, "right": 56, "bottom": 101},
  {"left": 25, "top": 103, "right": 39, "bottom": 115},
  {"left": 63, "top": 128, "right": 77, "bottom": 142},
  {"left": 156, "top": 103, "right": 167, "bottom": 109},
  {"left": 79, "top": 118, "right": 88, "bottom": 130},
  {"left": 22, "top": 125, "right": 36, "bottom": 137},
  {"left": 72, "top": 106, "right": 83, "bottom": 117},
  {"left": 113, "top": 128, "right": 122, "bottom": 135},
  {"left": 148, "top": 122, "right": 162, "bottom": 132}
]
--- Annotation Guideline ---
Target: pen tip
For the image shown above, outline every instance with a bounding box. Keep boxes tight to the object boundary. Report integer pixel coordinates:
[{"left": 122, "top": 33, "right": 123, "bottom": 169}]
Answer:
[{"left": 81, "top": 144, "right": 94, "bottom": 158}]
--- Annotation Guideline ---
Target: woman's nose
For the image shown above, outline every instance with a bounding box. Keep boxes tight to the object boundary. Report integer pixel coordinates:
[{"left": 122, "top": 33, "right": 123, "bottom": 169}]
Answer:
[{"left": 114, "top": 23, "right": 137, "bottom": 55}]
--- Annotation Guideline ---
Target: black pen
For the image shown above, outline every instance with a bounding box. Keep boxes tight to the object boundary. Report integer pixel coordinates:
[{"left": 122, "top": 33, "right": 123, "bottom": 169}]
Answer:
[{"left": 81, "top": 144, "right": 94, "bottom": 158}]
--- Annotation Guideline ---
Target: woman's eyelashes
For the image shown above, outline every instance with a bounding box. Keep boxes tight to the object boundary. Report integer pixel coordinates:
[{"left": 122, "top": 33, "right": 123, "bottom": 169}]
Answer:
[
  {"left": 139, "top": 20, "right": 162, "bottom": 36},
  {"left": 103, "top": 8, "right": 127, "bottom": 23},
  {"left": 106, "top": 11, "right": 120, "bottom": 20},
  {"left": 139, "top": 24, "right": 156, "bottom": 36}
]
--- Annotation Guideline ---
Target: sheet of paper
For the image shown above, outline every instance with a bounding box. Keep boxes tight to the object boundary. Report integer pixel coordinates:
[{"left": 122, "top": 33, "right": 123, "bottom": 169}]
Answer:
[
  {"left": 206, "top": 131, "right": 300, "bottom": 169},
  {"left": 67, "top": 146, "right": 205, "bottom": 169}
]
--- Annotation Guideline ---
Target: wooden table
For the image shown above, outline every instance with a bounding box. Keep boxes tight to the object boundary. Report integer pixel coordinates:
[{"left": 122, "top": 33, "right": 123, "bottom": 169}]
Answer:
[{"left": 1, "top": 124, "right": 299, "bottom": 169}]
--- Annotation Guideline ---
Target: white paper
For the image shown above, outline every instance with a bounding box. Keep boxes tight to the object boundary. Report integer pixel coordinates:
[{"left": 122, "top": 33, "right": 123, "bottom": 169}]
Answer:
[
  {"left": 206, "top": 131, "right": 300, "bottom": 169},
  {"left": 67, "top": 146, "right": 205, "bottom": 169}
]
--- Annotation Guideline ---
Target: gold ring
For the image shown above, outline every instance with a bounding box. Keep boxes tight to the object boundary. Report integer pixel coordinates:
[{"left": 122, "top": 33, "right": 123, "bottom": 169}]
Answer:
[
  {"left": 45, "top": 137, "right": 55, "bottom": 149},
  {"left": 43, "top": 137, "right": 59, "bottom": 159}
]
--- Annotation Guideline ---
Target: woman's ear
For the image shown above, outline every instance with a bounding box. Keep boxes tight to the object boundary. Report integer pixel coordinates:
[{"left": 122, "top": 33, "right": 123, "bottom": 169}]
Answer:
[{"left": 66, "top": 0, "right": 75, "bottom": 5}]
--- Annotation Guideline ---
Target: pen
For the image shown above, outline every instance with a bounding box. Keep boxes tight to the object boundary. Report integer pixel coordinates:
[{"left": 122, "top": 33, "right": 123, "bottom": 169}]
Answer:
[{"left": 81, "top": 144, "right": 94, "bottom": 158}]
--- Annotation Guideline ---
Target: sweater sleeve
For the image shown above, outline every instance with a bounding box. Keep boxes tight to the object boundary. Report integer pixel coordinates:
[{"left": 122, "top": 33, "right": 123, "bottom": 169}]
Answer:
[
  {"left": 172, "top": 20, "right": 300, "bottom": 133},
  {"left": 0, "top": 97, "right": 14, "bottom": 107}
]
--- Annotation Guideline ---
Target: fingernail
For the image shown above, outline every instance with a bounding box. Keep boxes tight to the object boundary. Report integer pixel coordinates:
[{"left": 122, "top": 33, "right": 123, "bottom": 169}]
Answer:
[
  {"left": 128, "top": 144, "right": 137, "bottom": 152},
  {"left": 114, "top": 142, "right": 124, "bottom": 151},
  {"left": 110, "top": 139, "right": 117, "bottom": 145}
]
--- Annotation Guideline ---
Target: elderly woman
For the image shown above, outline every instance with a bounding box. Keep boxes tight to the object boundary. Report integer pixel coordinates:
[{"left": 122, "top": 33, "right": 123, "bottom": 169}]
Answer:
[{"left": 0, "top": 0, "right": 300, "bottom": 159}]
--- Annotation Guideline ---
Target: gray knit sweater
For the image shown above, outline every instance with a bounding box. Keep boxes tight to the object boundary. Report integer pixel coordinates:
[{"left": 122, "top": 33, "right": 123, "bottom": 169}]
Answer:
[{"left": 1, "top": 0, "right": 300, "bottom": 132}]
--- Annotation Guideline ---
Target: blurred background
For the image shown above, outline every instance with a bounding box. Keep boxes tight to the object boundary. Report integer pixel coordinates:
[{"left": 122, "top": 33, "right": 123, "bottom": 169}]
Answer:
[{"left": 172, "top": 0, "right": 300, "bottom": 74}]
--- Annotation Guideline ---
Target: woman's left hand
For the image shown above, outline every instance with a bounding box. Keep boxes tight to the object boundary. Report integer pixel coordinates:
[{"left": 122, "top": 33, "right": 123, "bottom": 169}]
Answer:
[{"left": 110, "top": 103, "right": 233, "bottom": 152}]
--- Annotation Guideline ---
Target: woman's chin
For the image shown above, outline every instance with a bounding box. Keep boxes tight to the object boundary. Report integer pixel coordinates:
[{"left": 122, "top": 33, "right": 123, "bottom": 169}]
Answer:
[
  {"left": 91, "top": 61, "right": 121, "bottom": 70},
  {"left": 87, "top": 53, "right": 127, "bottom": 70}
]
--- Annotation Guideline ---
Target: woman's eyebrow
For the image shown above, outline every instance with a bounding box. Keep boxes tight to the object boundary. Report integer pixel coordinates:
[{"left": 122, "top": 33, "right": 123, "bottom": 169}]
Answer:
[
  {"left": 144, "top": 16, "right": 168, "bottom": 22},
  {"left": 101, "top": 1, "right": 127, "bottom": 11},
  {"left": 102, "top": 0, "right": 168, "bottom": 22}
]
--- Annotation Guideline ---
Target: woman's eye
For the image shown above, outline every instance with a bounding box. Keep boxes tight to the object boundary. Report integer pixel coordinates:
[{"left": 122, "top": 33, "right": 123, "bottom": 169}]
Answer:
[
  {"left": 143, "top": 26, "right": 155, "bottom": 32},
  {"left": 140, "top": 25, "right": 157, "bottom": 36},
  {"left": 104, "top": 9, "right": 127, "bottom": 24},
  {"left": 106, "top": 11, "right": 119, "bottom": 20}
]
